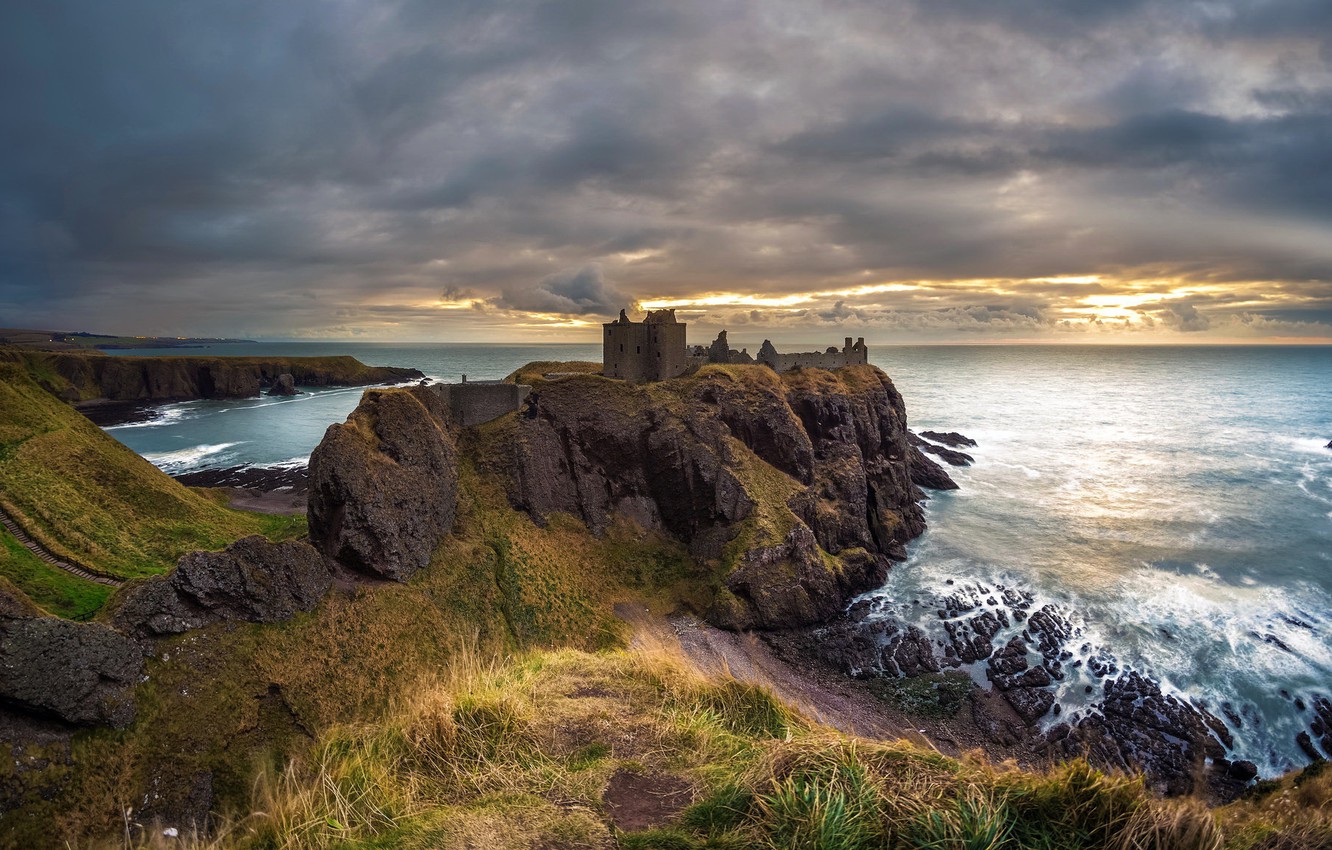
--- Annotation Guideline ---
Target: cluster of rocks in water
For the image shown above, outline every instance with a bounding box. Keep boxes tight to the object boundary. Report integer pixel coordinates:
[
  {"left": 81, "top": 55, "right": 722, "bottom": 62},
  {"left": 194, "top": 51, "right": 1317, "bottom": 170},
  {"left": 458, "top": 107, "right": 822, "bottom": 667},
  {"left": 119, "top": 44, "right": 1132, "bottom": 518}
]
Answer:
[{"left": 776, "top": 569, "right": 1332, "bottom": 800}]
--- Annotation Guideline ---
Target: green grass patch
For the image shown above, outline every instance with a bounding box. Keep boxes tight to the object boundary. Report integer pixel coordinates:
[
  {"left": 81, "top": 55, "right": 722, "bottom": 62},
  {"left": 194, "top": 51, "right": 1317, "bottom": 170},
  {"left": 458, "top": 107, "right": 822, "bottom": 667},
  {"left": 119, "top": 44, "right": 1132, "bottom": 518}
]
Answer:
[
  {"left": 0, "top": 528, "right": 111, "bottom": 619},
  {"left": 0, "top": 363, "right": 302, "bottom": 587}
]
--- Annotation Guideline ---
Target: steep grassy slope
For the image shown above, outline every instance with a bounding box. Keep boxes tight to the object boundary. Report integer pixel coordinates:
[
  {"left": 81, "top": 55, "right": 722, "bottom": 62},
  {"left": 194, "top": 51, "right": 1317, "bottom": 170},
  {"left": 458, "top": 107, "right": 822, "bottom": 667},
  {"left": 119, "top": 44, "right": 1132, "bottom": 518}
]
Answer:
[
  {"left": 0, "top": 457, "right": 705, "bottom": 848},
  {"left": 0, "top": 363, "right": 304, "bottom": 585},
  {"left": 0, "top": 527, "right": 112, "bottom": 619}
]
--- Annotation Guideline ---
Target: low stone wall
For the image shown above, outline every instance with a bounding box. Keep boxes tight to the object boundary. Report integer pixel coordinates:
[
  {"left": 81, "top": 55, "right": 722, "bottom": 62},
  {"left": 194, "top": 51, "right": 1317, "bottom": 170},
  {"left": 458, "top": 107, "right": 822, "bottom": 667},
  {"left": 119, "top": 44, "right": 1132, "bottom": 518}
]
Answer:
[{"left": 434, "top": 381, "right": 530, "bottom": 426}]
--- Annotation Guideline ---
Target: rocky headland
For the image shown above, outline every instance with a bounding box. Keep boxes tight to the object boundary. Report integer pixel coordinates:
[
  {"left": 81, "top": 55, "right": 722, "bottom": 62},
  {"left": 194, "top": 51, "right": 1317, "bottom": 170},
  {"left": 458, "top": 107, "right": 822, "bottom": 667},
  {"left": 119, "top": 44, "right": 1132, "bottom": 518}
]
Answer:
[
  {"left": 2, "top": 359, "right": 1325, "bottom": 845},
  {"left": 0, "top": 346, "right": 423, "bottom": 411}
]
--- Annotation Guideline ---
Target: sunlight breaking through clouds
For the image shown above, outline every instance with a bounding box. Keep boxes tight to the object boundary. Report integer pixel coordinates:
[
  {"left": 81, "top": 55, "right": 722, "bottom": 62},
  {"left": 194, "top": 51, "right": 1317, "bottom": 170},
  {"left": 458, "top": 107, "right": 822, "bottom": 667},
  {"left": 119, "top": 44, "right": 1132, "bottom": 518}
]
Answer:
[{"left": 2, "top": 0, "right": 1331, "bottom": 341}]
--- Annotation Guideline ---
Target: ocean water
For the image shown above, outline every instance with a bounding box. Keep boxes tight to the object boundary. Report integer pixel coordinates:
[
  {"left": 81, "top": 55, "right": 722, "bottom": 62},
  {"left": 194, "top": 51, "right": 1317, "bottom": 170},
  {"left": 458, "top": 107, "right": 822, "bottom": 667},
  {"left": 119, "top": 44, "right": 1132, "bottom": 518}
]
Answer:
[
  {"left": 105, "top": 342, "right": 1332, "bottom": 773},
  {"left": 104, "top": 343, "right": 601, "bottom": 471}
]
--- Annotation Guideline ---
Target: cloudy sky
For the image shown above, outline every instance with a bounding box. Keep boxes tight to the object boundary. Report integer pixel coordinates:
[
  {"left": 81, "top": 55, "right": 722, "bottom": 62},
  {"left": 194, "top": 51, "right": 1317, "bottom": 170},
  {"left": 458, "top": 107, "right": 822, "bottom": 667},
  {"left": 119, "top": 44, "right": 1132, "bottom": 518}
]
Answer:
[{"left": 3, "top": 0, "right": 1331, "bottom": 343}]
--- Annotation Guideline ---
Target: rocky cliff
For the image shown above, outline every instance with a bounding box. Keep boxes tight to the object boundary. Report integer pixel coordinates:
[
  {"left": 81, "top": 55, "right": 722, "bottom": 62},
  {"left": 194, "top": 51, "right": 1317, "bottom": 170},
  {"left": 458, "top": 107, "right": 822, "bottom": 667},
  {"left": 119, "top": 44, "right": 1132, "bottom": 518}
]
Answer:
[
  {"left": 301, "top": 364, "right": 952, "bottom": 630},
  {"left": 0, "top": 347, "right": 423, "bottom": 403},
  {"left": 307, "top": 386, "right": 459, "bottom": 581},
  {"left": 487, "top": 364, "right": 951, "bottom": 629}
]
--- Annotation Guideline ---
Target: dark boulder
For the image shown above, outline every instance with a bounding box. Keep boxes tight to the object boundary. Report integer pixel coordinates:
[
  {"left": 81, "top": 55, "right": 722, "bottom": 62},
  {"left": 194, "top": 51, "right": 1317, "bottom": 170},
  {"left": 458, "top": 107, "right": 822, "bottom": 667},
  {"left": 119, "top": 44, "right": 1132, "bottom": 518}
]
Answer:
[
  {"left": 267, "top": 373, "right": 299, "bottom": 396},
  {"left": 308, "top": 387, "right": 459, "bottom": 581},
  {"left": 1006, "top": 684, "right": 1056, "bottom": 723},
  {"left": 0, "top": 612, "right": 142, "bottom": 728},
  {"left": 1310, "top": 695, "right": 1332, "bottom": 758},
  {"left": 110, "top": 536, "right": 333, "bottom": 639}
]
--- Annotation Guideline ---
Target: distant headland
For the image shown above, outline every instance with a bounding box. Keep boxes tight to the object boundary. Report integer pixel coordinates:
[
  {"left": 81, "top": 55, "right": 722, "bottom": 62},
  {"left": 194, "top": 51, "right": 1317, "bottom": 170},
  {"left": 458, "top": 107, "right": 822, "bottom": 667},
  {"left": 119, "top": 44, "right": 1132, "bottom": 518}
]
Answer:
[{"left": 0, "top": 326, "right": 256, "bottom": 351}]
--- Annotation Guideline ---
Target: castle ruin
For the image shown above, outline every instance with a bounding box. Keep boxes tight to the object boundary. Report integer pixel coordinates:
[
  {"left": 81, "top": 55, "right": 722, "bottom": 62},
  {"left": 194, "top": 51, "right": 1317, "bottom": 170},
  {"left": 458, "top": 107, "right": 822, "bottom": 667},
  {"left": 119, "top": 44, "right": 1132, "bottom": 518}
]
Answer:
[
  {"left": 756, "top": 337, "right": 867, "bottom": 371},
  {"left": 604, "top": 308, "right": 869, "bottom": 381},
  {"left": 603, "top": 308, "right": 688, "bottom": 382},
  {"left": 432, "top": 377, "right": 531, "bottom": 426}
]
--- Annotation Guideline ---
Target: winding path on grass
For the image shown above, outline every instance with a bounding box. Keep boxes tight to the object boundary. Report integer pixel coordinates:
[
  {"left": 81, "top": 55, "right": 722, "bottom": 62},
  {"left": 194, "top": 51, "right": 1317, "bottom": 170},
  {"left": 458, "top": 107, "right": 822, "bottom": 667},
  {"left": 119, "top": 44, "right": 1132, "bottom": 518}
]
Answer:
[{"left": 0, "top": 504, "right": 123, "bottom": 587}]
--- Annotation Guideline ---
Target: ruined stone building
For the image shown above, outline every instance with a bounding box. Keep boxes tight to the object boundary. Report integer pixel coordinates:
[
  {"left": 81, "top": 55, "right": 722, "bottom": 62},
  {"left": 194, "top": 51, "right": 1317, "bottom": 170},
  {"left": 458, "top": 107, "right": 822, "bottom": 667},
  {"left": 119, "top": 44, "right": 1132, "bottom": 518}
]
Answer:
[
  {"left": 699, "top": 330, "right": 869, "bottom": 373},
  {"left": 688, "top": 330, "right": 753, "bottom": 366},
  {"left": 603, "top": 307, "right": 869, "bottom": 381},
  {"left": 602, "top": 308, "right": 688, "bottom": 382},
  {"left": 755, "top": 337, "right": 868, "bottom": 372}
]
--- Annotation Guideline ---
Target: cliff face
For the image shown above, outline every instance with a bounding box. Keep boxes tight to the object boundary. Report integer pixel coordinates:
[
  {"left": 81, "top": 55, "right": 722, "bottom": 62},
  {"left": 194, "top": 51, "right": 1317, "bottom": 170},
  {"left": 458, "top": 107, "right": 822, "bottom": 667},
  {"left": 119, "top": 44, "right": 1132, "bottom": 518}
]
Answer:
[
  {"left": 307, "top": 387, "right": 459, "bottom": 581},
  {"left": 300, "top": 363, "right": 948, "bottom": 631},
  {"left": 0, "top": 347, "right": 423, "bottom": 402},
  {"left": 494, "top": 364, "right": 943, "bottom": 629}
]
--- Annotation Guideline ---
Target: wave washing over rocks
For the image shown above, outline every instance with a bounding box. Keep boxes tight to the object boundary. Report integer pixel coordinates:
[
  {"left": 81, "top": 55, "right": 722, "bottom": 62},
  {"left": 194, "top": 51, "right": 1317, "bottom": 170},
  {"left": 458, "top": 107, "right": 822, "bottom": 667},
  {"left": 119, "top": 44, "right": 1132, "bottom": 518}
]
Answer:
[{"left": 760, "top": 429, "right": 1332, "bottom": 802}]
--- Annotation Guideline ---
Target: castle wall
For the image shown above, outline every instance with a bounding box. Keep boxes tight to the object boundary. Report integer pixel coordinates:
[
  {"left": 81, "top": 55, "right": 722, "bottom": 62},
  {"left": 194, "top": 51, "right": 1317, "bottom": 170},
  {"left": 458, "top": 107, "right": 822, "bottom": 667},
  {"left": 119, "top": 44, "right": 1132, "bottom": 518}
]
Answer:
[
  {"left": 756, "top": 337, "right": 869, "bottom": 373},
  {"left": 648, "top": 321, "right": 688, "bottom": 381},
  {"left": 433, "top": 381, "right": 530, "bottom": 426},
  {"left": 604, "top": 323, "right": 651, "bottom": 382}
]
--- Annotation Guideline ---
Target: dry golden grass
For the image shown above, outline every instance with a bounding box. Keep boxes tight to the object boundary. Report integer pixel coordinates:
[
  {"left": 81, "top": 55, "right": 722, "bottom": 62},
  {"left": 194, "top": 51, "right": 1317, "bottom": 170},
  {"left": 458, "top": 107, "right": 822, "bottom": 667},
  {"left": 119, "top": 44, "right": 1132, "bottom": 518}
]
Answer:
[{"left": 77, "top": 632, "right": 1332, "bottom": 850}]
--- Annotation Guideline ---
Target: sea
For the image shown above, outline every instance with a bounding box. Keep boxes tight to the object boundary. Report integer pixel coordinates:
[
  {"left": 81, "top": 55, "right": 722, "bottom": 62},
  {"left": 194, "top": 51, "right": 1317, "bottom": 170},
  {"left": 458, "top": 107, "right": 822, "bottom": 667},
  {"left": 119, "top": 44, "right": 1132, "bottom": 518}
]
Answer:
[{"left": 103, "top": 342, "right": 1332, "bottom": 775}]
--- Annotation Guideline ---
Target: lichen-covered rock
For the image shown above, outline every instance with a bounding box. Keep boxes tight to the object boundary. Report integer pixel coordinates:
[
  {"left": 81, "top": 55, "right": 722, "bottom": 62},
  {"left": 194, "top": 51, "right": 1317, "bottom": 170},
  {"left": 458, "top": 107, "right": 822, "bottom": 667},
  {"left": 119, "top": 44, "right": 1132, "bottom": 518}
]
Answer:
[
  {"left": 0, "top": 612, "right": 142, "bottom": 728},
  {"left": 308, "top": 387, "right": 458, "bottom": 580},
  {"left": 495, "top": 364, "right": 934, "bottom": 629},
  {"left": 109, "top": 536, "right": 332, "bottom": 639},
  {"left": 708, "top": 531, "right": 889, "bottom": 631}
]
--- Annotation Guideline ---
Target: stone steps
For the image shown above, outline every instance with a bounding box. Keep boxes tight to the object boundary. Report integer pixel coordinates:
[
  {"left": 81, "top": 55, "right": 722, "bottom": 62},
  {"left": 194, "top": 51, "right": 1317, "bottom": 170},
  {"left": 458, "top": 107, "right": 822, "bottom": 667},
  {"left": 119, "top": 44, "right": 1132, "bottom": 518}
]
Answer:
[{"left": 0, "top": 506, "right": 123, "bottom": 587}]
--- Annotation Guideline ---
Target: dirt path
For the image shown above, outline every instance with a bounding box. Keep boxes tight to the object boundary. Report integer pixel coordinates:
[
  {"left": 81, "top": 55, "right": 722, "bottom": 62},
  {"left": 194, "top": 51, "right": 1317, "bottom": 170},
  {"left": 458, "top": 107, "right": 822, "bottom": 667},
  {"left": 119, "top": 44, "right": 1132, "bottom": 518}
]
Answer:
[
  {"left": 0, "top": 504, "right": 123, "bottom": 587},
  {"left": 617, "top": 603, "right": 959, "bottom": 754}
]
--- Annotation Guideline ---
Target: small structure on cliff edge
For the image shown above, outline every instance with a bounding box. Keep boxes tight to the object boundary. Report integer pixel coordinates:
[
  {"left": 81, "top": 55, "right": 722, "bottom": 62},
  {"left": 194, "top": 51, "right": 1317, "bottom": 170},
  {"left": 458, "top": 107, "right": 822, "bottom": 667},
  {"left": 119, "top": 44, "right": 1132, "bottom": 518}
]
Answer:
[
  {"left": 604, "top": 308, "right": 869, "bottom": 381},
  {"left": 603, "top": 308, "right": 689, "bottom": 382},
  {"left": 432, "top": 376, "right": 531, "bottom": 426}
]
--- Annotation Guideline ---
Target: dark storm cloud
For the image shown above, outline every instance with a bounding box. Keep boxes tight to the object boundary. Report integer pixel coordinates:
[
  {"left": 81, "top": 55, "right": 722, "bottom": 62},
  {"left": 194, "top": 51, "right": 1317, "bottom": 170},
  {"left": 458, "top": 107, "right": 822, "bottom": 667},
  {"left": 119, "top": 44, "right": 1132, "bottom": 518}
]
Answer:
[
  {"left": 2, "top": 0, "right": 1331, "bottom": 340},
  {"left": 497, "top": 264, "right": 630, "bottom": 315}
]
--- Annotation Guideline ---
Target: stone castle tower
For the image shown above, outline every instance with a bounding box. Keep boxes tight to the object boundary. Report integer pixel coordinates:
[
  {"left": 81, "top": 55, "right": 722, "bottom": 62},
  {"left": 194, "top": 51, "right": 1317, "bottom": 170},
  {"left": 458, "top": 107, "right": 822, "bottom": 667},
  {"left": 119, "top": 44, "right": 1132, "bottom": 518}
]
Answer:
[{"left": 603, "top": 308, "right": 688, "bottom": 382}]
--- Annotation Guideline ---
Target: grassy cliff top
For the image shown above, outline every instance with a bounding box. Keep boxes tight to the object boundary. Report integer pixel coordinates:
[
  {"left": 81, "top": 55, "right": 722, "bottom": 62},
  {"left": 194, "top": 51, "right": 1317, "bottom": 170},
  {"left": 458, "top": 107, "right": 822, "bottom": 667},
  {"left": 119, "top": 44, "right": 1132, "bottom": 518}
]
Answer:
[
  {"left": 504, "top": 359, "right": 604, "bottom": 386},
  {"left": 0, "top": 363, "right": 303, "bottom": 595}
]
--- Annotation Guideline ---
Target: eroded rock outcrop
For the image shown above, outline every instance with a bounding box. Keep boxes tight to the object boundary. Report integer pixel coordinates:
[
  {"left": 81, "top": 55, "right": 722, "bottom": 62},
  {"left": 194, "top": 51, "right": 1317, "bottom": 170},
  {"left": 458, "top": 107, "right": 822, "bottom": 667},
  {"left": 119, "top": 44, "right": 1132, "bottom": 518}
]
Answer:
[
  {"left": 908, "top": 446, "right": 958, "bottom": 491},
  {"left": 308, "top": 387, "right": 459, "bottom": 580},
  {"left": 109, "top": 536, "right": 332, "bottom": 639},
  {"left": 1048, "top": 671, "right": 1232, "bottom": 796},
  {"left": 494, "top": 364, "right": 940, "bottom": 629}
]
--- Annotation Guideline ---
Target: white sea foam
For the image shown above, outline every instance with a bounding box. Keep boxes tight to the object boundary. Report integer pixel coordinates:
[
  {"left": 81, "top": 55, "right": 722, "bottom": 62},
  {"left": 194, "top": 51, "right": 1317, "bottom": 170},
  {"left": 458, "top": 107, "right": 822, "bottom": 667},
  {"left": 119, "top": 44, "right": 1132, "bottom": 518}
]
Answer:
[
  {"left": 143, "top": 442, "right": 245, "bottom": 472},
  {"left": 103, "top": 405, "right": 193, "bottom": 430},
  {"left": 258, "top": 455, "right": 311, "bottom": 470}
]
